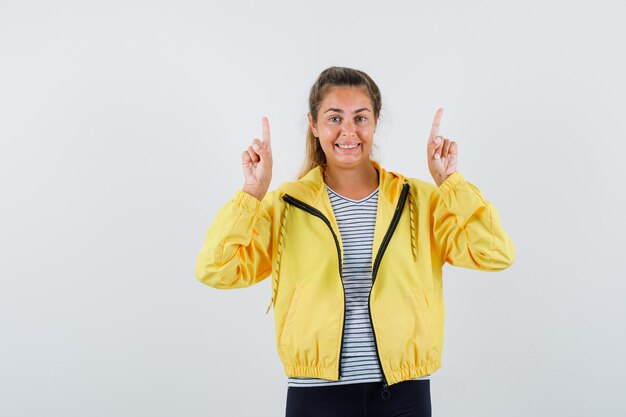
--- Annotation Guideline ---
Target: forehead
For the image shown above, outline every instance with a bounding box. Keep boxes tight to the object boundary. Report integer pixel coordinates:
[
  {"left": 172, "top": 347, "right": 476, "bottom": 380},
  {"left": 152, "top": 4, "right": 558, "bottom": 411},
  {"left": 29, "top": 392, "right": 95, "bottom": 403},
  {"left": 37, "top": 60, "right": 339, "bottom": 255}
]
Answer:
[{"left": 321, "top": 86, "right": 372, "bottom": 109}]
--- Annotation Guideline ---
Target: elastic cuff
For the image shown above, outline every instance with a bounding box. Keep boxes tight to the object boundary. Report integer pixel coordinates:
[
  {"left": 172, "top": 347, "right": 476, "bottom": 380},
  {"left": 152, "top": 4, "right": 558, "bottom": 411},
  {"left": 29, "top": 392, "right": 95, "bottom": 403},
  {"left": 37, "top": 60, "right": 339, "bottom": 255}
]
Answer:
[
  {"left": 438, "top": 171, "right": 464, "bottom": 193},
  {"left": 234, "top": 189, "right": 263, "bottom": 212}
]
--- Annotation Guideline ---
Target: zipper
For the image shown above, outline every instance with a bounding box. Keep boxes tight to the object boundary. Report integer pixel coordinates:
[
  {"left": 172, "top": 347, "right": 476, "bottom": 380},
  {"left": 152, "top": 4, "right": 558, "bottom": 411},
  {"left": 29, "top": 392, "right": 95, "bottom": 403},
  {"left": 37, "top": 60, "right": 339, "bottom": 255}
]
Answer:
[
  {"left": 282, "top": 194, "right": 346, "bottom": 380},
  {"left": 368, "top": 182, "right": 410, "bottom": 398}
]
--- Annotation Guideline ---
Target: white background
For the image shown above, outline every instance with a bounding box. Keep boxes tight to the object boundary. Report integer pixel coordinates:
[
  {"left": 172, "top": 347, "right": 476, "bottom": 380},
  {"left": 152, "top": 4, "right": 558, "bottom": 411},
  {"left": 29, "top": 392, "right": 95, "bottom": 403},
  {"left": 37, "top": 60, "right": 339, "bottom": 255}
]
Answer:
[{"left": 1, "top": 0, "right": 625, "bottom": 416}]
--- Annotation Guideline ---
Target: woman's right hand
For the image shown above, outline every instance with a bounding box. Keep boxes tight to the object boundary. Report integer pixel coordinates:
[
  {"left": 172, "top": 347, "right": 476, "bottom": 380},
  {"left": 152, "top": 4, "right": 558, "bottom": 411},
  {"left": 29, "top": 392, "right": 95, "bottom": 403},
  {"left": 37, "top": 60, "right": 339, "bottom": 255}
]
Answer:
[{"left": 241, "top": 116, "right": 273, "bottom": 201}]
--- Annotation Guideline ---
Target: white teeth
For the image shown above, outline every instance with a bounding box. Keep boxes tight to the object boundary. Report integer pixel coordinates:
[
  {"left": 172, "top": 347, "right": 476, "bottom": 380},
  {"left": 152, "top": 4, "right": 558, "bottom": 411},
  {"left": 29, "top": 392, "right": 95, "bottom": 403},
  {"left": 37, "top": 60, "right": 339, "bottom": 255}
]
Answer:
[{"left": 337, "top": 144, "right": 359, "bottom": 149}]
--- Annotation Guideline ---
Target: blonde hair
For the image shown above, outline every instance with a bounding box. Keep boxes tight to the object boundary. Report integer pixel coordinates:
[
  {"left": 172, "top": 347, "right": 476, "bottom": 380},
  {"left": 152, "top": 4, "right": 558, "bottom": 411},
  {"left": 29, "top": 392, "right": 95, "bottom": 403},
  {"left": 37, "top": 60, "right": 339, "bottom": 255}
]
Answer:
[{"left": 296, "top": 66, "right": 382, "bottom": 180}]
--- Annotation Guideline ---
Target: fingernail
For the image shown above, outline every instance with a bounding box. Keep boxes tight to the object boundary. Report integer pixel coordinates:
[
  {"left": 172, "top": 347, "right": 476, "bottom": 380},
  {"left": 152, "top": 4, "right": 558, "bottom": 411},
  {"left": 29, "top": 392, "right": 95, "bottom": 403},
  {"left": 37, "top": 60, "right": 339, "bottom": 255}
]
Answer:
[
  {"left": 434, "top": 153, "right": 440, "bottom": 160},
  {"left": 435, "top": 137, "right": 441, "bottom": 144},
  {"left": 253, "top": 144, "right": 260, "bottom": 151}
]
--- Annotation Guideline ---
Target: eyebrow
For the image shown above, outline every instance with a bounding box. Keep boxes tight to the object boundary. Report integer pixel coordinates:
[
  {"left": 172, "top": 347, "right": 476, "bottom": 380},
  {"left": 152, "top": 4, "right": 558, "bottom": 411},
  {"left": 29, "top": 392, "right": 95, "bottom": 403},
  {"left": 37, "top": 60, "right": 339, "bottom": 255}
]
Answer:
[{"left": 323, "top": 107, "right": 371, "bottom": 114}]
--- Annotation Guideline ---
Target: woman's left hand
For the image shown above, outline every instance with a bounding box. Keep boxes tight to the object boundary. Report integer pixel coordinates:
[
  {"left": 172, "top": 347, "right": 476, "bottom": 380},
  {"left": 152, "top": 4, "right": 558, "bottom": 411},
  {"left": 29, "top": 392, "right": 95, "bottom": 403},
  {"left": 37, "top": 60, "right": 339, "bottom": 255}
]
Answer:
[{"left": 427, "top": 108, "right": 458, "bottom": 187}]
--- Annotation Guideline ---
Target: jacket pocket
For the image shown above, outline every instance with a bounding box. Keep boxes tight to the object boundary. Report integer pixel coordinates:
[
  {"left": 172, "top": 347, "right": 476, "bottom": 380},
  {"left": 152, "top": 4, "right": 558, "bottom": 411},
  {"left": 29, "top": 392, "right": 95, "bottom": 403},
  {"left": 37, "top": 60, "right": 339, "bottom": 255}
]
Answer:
[
  {"left": 411, "top": 288, "right": 434, "bottom": 340},
  {"left": 278, "top": 286, "right": 301, "bottom": 346}
]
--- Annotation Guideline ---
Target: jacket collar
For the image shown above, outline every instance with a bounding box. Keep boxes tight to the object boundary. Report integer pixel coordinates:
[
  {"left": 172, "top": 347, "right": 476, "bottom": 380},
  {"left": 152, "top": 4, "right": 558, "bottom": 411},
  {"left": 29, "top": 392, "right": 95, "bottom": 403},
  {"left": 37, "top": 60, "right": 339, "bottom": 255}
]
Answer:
[{"left": 272, "top": 159, "right": 418, "bottom": 288}]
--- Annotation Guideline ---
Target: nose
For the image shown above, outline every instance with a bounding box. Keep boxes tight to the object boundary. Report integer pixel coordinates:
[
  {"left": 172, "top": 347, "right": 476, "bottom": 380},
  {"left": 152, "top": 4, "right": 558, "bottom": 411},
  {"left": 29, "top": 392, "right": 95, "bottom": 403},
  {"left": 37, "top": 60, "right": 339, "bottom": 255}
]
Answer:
[{"left": 341, "top": 120, "right": 357, "bottom": 137}]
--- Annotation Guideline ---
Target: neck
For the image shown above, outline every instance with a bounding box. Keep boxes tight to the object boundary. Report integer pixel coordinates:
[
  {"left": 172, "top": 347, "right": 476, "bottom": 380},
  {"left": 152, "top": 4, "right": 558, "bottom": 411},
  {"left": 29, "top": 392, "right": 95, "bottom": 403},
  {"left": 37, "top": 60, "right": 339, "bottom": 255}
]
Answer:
[{"left": 323, "top": 160, "right": 379, "bottom": 191}]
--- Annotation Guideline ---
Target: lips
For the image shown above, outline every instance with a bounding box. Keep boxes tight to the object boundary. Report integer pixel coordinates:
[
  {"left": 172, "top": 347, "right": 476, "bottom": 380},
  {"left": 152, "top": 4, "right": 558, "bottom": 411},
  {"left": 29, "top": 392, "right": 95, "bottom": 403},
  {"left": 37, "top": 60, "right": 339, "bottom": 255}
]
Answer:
[{"left": 335, "top": 143, "right": 360, "bottom": 149}]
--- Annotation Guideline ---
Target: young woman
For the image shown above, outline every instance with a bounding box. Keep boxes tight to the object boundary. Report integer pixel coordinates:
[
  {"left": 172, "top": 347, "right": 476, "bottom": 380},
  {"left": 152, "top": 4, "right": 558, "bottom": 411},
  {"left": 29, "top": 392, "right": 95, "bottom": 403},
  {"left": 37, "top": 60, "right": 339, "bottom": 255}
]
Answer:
[{"left": 195, "top": 66, "right": 515, "bottom": 417}]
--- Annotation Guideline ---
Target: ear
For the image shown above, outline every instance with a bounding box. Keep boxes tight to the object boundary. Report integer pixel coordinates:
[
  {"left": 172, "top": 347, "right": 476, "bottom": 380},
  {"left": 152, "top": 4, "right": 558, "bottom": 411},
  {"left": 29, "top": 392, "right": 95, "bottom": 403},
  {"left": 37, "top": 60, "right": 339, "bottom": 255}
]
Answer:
[{"left": 307, "top": 112, "right": 319, "bottom": 137}]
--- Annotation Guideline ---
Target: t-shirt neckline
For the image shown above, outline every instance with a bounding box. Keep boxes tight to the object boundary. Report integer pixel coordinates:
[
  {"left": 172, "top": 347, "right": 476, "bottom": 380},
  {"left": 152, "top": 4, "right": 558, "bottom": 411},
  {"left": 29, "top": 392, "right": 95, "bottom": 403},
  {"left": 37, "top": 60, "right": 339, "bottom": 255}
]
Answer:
[{"left": 325, "top": 184, "right": 379, "bottom": 203}]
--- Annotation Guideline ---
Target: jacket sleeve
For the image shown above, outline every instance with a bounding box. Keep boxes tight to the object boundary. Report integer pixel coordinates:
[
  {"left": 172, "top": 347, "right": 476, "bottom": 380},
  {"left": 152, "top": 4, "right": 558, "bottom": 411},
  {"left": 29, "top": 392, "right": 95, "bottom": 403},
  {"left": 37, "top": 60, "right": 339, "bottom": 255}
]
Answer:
[
  {"left": 430, "top": 171, "right": 515, "bottom": 271},
  {"left": 195, "top": 188, "right": 274, "bottom": 289}
]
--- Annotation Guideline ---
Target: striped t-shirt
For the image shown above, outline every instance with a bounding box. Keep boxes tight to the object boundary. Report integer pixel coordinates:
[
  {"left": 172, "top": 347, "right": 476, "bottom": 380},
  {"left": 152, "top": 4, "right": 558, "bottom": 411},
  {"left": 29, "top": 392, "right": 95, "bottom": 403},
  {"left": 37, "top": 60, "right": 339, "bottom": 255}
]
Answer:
[{"left": 287, "top": 184, "right": 430, "bottom": 387}]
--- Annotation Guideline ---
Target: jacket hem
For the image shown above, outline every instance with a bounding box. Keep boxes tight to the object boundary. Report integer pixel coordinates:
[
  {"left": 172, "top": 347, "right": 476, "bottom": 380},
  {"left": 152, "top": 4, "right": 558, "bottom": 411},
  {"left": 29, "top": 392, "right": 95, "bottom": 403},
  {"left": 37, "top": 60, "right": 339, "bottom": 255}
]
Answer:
[
  {"left": 284, "top": 364, "right": 339, "bottom": 381},
  {"left": 282, "top": 359, "right": 442, "bottom": 386},
  {"left": 386, "top": 359, "right": 442, "bottom": 386}
]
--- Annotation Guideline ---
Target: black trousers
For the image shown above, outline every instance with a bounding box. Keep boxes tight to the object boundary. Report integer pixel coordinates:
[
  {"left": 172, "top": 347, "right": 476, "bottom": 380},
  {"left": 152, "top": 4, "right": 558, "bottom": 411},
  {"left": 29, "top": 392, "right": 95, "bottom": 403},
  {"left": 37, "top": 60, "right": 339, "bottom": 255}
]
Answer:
[{"left": 285, "top": 379, "right": 431, "bottom": 417}]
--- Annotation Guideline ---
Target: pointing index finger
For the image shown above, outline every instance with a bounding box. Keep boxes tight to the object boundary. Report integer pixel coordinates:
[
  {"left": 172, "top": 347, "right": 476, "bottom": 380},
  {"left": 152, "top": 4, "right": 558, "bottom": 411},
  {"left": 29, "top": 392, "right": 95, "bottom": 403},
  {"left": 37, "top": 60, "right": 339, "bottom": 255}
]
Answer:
[
  {"left": 429, "top": 108, "right": 444, "bottom": 141},
  {"left": 261, "top": 116, "right": 271, "bottom": 149}
]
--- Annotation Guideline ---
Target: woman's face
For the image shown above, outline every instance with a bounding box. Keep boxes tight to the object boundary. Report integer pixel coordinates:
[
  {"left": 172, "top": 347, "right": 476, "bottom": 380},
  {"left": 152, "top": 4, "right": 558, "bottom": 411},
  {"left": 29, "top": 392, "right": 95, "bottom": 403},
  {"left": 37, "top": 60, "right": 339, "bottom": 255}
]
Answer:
[{"left": 308, "top": 86, "right": 377, "bottom": 170}]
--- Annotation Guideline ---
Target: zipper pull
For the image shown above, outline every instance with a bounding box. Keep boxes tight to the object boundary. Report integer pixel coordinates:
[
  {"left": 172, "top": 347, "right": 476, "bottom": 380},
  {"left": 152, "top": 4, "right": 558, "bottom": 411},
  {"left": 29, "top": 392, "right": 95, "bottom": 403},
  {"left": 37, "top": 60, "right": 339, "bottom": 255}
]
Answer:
[{"left": 381, "top": 381, "right": 391, "bottom": 400}]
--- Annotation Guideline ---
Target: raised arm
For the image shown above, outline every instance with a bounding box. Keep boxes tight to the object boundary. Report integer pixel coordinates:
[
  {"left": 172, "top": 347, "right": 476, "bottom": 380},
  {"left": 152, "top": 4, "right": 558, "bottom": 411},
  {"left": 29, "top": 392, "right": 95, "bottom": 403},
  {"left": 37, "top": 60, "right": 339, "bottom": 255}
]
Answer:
[
  {"left": 195, "top": 116, "right": 276, "bottom": 288},
  {"left": 425, "top": 108, "right": 515, "bottom": 270}
]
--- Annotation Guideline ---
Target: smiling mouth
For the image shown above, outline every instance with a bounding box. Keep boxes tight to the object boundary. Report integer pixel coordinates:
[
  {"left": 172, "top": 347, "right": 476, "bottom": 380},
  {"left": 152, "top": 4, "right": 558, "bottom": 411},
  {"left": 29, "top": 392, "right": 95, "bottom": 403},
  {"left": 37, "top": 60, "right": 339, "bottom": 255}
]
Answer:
[{"left": 335, "top": 143, "right": 360, "bottom": 149}]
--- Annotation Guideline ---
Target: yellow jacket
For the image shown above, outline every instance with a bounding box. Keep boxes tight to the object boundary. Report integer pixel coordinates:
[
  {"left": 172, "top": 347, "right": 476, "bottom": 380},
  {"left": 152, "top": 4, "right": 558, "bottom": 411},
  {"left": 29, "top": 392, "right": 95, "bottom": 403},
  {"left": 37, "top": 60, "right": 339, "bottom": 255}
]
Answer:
[{"left": 195, "top": 159, "right": 515, "bottom": 387}]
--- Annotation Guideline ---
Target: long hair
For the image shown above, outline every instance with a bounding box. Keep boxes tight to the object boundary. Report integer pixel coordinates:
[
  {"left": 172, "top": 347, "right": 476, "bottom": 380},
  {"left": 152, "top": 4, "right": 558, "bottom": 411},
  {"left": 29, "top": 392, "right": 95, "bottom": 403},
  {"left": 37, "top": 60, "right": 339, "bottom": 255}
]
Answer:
[{"left": 296, "top": 66, "right": 382, "bottom": 180}]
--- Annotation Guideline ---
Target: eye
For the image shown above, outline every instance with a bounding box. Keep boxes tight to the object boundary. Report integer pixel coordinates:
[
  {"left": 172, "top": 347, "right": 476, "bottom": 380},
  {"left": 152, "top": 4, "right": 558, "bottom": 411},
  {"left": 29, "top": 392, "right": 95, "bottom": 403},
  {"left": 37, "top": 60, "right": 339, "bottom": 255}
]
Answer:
[
  {"left": 329, "top": 116, "right": 341, "bottom": 123},
  {"left": 356, "top": 116, "right": 367, "bottom": 122}
]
